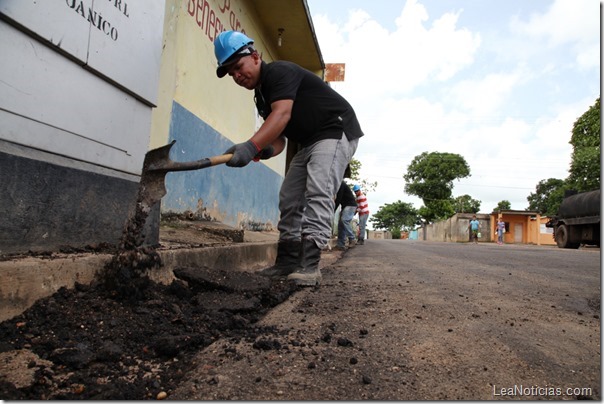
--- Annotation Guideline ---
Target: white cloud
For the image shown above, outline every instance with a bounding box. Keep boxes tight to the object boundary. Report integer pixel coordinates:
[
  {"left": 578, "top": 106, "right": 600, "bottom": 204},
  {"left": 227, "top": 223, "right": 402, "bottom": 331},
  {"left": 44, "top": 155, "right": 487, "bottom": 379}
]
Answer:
[
  {"left": 509, "top": 0, "right": 600, "bottom": 69},
  {"left": 315, "top": 1, "right": 481, "bottom": 99},
  {"left": 310, "top": 14, "right": 347, "bottom": 60},
  {"left": 446, "top": 71, "right": 524, "bottom": 116},
  {"left": 310, "top": 0, "right": 599, "bottom": 216},
  {"left": 423, "top": 11, "right": 481, "bottom": 81}
]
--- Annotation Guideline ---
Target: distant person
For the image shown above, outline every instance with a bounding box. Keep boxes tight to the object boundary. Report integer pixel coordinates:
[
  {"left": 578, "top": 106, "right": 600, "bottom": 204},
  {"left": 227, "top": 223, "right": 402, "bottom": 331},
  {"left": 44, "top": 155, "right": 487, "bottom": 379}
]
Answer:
[
  {"left": 469, "top": 215, "right": 481, "bottom": 244},
  {"left": 334, "top": 182, "right": 357, "bottom": 251},
  {"left": 353, "top": 185, "right": 369, "bottom": 245},
  {"left": 496, "top": 217, "right": 505, "bottom": 245}
]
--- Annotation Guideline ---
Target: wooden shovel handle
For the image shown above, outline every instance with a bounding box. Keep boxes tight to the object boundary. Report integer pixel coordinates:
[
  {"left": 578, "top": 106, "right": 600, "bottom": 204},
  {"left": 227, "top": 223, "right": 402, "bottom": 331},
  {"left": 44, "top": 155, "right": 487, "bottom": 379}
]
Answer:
[{"left": 209, "top": 153, "right": 233, "bottom": 166}]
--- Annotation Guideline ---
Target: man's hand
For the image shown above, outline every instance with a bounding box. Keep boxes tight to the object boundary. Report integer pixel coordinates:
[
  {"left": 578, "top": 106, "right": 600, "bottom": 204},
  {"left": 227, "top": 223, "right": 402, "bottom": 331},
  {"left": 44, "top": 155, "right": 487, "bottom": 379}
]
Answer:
[
  {"left": 224, "top": 140, "right": 260, "bottom": 167},
  {"left": 253, "top": 145, "right": 274, "bottom": 161}
]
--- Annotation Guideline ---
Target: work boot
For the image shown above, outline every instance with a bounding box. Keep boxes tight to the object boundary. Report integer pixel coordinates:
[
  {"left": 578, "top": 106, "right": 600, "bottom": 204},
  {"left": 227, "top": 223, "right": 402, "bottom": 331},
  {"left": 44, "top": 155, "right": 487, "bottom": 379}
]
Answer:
[
  {"left": 333, "top": 245, "right": 347, "bottom": 251},
  {"left": 287, "top": 238, "right": 322, "bottom": 286},
  {"left": 259, "top": 240, "right": 301, "bottom": 278},
  {"left": 347, "top": 238, "right": 356, "bottom": 248},
  {"left": 357, "top": 239, "right": 364, "bottom": 245}
]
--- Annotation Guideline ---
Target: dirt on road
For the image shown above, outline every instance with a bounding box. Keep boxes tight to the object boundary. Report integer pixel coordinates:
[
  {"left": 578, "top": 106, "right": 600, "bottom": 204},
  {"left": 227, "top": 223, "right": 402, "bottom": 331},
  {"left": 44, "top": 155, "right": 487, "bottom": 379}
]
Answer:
[
  {"left": 170, "top": 241, "right": 601, "bottom": 401},
  {"left": 0, "top": 236, "right": 600, "bottom": 400},
  {"left": 0, "top": 217, "right": 277, "bottom": 400}
]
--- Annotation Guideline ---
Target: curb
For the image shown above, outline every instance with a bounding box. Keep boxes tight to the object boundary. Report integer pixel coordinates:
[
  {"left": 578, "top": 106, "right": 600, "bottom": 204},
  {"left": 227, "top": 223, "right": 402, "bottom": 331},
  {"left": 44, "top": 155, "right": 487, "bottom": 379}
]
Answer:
[{"left": 0, "top": 242, "right": 277, "bottom": 322}]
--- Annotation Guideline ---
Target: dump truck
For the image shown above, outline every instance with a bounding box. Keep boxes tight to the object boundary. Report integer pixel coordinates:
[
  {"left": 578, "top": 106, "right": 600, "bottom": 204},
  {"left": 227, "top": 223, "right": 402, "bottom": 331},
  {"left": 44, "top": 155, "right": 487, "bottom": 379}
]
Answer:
[{"left": 546, "top": 189, "right": 600, "bottom": 248}]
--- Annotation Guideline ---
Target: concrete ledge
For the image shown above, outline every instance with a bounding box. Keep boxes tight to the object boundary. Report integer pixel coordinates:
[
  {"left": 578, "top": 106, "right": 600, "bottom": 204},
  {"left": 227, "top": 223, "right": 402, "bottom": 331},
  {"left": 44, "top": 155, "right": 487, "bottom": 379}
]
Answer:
[{"left": 0, "top": 242, "right": 277, "bottom": 322}]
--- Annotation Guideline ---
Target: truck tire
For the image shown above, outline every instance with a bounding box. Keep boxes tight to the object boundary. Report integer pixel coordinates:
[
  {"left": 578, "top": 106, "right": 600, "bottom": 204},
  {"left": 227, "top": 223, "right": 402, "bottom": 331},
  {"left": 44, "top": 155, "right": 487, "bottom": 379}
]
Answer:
[{"left": 555, "top": 224, "right": 580, "bottom": 249}]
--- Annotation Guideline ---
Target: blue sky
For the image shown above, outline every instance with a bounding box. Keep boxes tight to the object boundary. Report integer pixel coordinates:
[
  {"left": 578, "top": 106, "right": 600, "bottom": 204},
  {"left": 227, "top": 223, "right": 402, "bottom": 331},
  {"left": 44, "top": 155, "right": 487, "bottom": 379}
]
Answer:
[{"left": 306, "top": 0, "right": 600, "bottom": 220}]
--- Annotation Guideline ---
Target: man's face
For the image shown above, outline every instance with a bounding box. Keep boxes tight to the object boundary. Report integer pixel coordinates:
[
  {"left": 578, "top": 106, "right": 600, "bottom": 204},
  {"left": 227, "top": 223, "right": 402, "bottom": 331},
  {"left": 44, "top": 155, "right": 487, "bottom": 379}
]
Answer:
[{"left": 226, "top": 53, "right": 261, "bottom": 90}]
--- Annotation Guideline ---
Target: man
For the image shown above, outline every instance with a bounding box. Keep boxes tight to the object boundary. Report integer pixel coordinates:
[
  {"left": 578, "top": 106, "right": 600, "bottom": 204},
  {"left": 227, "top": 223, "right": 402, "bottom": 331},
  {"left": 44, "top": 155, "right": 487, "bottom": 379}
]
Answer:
[
  {"left": 469, "top": 215, "right": 481, "bottom": 244},
  {"left": 334, "top": 181, "right": 357, "bottom": 251},
  {"left": 214, "top": 31, "right": 364, "bottom": 286},
  {"left": 353, "top": 185, "right": 369, "bottom": 245}
]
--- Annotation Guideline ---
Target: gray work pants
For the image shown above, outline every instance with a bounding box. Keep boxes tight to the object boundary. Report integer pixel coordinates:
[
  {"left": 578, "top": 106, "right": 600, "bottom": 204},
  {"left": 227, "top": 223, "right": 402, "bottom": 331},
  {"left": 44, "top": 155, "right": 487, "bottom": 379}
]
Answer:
[{"left": 278, "top": 134, "right": 358, "bottom": 249}]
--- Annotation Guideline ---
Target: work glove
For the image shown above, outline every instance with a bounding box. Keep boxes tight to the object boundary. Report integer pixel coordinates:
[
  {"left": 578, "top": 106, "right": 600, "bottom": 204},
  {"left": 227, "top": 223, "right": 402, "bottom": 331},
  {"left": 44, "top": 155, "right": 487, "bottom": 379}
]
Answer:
[
  {"left": 224, "top": 140, "right": 260, "bottom": 167},
  {"left": 253, "top": 145, "right": 274, "bottom": 161}
]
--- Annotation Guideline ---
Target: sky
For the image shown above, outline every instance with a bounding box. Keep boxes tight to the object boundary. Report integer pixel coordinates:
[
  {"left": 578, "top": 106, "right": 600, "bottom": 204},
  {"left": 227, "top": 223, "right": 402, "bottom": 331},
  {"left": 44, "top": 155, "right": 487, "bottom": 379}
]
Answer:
[{"left": 305, "top": 0, "right": 600, "bottom": 223}]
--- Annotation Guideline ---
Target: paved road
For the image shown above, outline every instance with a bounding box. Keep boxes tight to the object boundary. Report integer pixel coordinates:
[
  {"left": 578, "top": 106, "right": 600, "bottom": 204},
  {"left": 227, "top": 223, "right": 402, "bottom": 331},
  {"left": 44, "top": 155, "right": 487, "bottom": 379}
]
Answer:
[
  {"left": 174, "top": 240, "right": 601, "bottom": 400},
  {"left": 347, "top": 240, "right": 601, "bottom": 398}
]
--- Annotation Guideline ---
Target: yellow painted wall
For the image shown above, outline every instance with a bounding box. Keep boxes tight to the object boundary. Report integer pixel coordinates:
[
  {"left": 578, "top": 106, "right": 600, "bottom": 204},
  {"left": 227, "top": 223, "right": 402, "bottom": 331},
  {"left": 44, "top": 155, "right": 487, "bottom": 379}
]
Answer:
[
  {"left": 149, "top": 0, "right": 179, "bottom": 149},
  {"left": 537, "top": 217, "right": 556, "bottom": 246},
  {"left": 527, "top": 218, "right": 539, "bottom": 244},
  {"left": 497, "top": 216, "right": 528, "bottom": 244},
  {"left": 148, "top": 0, "right": 322, "bottom": 228},
  {"left": 150, "top": 0, "right": 286, "bottom": 175}
]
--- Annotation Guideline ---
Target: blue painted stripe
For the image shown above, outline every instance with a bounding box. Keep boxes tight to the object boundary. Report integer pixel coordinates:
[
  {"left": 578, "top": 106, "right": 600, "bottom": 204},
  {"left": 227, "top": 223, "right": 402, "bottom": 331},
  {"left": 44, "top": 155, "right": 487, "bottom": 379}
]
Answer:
[{"left": 162, "top": 101, "right": 282, "bottom": 229}]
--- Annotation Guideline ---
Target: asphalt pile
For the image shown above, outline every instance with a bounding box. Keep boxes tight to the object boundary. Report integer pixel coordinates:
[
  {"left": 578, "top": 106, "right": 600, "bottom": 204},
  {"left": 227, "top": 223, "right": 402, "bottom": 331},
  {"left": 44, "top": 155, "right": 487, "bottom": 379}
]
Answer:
[{"left": 0, "top": 266, "right": 297, "bottom": 399}]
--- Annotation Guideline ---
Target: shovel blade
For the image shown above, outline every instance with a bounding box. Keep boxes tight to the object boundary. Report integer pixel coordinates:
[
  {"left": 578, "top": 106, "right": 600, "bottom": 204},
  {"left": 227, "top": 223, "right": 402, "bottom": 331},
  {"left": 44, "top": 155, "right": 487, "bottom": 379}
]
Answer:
[
  {"left": 136, "top": 140, "right": 233, "bottom": 212},
  {"left": 138, "top": 141, "right": 177, "bottom": 212}
]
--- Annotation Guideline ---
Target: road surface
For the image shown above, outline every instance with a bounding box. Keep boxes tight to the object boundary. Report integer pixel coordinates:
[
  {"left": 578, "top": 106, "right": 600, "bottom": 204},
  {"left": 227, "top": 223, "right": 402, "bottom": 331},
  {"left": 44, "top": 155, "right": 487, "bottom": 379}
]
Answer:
[{"left": 173, "top": 240, "right": 601, "bottom": 400}]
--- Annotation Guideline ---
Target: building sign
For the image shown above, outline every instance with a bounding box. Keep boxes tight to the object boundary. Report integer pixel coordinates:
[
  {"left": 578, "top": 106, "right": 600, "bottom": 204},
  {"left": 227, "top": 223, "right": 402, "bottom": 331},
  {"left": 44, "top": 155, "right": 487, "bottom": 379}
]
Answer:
[
  {"left": 0, "top": 0, "right": 165, "bottom": 105},
  {"left": 325, "top": 63, "right": 346, "bottom": 82},
  {"left": 186, "top": 0, "right": 248, "bottom": 43}
]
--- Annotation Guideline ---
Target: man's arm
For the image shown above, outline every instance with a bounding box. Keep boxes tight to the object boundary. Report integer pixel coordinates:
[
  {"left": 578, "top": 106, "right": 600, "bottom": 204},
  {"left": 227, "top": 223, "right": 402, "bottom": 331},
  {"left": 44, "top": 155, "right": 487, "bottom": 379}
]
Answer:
[
  {"left": 224, "top": 99, "right": 292, "bottom": 167},
  {"left": 250, "top": 99, "right": 293, "bottom": 150}
]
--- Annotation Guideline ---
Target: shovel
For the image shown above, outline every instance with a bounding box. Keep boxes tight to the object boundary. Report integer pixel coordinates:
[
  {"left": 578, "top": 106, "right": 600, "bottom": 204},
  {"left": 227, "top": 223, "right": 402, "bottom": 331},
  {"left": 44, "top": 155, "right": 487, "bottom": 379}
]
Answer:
[{"left": 138, "top": 140, "right": 233, "bottom": 212}]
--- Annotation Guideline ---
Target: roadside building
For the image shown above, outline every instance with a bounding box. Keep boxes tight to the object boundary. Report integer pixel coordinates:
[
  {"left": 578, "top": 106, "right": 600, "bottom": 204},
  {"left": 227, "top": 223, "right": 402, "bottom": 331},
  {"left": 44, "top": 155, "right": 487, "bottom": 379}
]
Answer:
[
  {"left": 0, "top": 0, "right": 323, "bottom": 254},
  {"left": 367, "top": 230, "right": 392, "bottom": 240},
  {"left": 419, "top": 213, "right": 491, "bottom": 243},
  {"left": 489, "top": 210, "right": 556, "bottom": 246},
  {"left": 415, "top": 211, "right": 556, "bottom": 246}
]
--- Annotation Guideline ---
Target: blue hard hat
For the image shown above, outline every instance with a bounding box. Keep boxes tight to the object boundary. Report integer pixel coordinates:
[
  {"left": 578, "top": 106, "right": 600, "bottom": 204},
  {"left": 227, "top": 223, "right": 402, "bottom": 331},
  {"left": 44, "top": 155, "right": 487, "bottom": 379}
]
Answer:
[
  {"left": 214, "top": 31, "right": 255, "bottom": 78},
  {"left": 353, "top": 185, "right": 361, "bottom": 192}
]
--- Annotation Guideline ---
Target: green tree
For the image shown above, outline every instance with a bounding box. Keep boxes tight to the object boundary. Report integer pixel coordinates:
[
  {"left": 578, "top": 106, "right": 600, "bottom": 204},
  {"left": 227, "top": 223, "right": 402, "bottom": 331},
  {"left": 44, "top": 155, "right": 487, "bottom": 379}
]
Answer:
[
  {"left": 566, "top": 97, "right": 600, "bottom": 192},
  {"left": 527, "top": 98, "right": 600, "bottom": 214},
  {"left": 419, "top": 199, "right": 456, "bottom": 222},
  {"left": 370, "top": 201, "right": 420, "bottom": 234},
  {"left": 404, "top": 152, "right": 471, "bottom": 223},
  {"left": 453, "top": 194, "right": 481, "bottom": 213},
  {"left": 526, "top": 178, "right": 567, "bottom": 216},
  {"left": 493, "top": 200, "right": 511, "bottom": 212},
  {"left": 347, "top": 158, "right": 377, "bottom": 194}
]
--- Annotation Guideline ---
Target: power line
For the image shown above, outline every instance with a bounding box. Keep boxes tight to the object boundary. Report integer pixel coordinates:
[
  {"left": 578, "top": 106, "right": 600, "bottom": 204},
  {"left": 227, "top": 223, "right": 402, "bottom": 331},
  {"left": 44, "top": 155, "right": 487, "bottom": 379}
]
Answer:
[
  {"left": 455, "top": 183, "right": 534, "bottom": 190},
  {"left": 360, "top": 155, "right": 568, "bottom": 166},
  {"left": 366, "top": 174, "right": 537, "bottom": 190}
]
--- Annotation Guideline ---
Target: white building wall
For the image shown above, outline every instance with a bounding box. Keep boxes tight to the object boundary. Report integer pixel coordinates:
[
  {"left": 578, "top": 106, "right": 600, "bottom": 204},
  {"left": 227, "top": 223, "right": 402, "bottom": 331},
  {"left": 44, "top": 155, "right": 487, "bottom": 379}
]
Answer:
[
  {"left": 0, "top": 0, "right": 165, "bottom": 175},
  {"left": 0, "top": 0, "right": 166, "bottom": 253}
]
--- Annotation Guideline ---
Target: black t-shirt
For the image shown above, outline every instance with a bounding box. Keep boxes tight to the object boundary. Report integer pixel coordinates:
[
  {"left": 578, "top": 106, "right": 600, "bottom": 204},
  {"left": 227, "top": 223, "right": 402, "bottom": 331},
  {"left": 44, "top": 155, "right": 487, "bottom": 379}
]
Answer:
[
  {"left": 255, "top": 61, "right": 364, "bottom": 147},
  {"left": 335, "top": 182, "right": 357, "bottom": 209}
]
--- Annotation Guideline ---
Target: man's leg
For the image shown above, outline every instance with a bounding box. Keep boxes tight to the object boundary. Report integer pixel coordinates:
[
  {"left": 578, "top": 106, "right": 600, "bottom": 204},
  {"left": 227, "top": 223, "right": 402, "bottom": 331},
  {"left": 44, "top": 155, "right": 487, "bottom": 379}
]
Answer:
[
  {"left": 341, "top": 206, "right": 356, "bottom": 246},
  {"left": 336, "top": 211, "right": 347, "bottom": 249},
  {"left": 357, "top": 214, "right": 368, "bottom": 244},
  {"left": 276, "top": 152, "right": 308, "bottom": 243},
  {"left": 259, "top": 153, "right": 308, "bottom": 277},
  {"left": 288, "top": 135, "right": 358, "bottom": 285}
]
